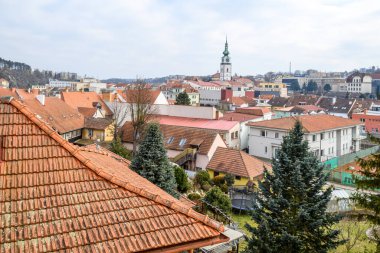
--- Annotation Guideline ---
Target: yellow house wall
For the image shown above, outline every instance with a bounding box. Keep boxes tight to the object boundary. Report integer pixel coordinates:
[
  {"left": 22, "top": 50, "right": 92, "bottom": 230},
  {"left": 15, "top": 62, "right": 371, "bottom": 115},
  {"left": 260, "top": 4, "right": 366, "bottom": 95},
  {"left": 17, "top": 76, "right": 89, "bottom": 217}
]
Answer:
[
  {"left": 82, "top": 125, "right": 114, "bottom": 142},
  {"left": 207, "top": 169, "right": 250, "bottom": 187}
]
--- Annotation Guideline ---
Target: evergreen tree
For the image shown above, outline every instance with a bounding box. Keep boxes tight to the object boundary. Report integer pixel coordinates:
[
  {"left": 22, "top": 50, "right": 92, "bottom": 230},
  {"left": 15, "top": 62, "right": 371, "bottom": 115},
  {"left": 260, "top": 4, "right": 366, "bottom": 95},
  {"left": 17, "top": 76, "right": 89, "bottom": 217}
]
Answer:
[
  {"left": 323, "top": 83, "right": 332, "bottom": 92},
  {"left": 353, "top": 136, "right": 380, "bottom": 250},
  {"left": 245, "top": 121, "right": 342, "bottom": 253},
  {"left": 204, "top": 186, "right": 232, "bottom": 214},
  {"left": 175, "top": 91, "right": 191, "bottom": 105},
  {"left": 131, "top": 123, "right": 177, "bottom": 196},
  {"left": 174, "top": 166, "right": 190, "bottom": 193}
]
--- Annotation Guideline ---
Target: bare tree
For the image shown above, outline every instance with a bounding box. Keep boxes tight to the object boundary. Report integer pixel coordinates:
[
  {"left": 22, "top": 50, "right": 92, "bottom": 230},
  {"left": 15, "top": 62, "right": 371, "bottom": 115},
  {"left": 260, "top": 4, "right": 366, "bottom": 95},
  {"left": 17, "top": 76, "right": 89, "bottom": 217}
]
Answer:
[
  {"left": 336, "top": 217, "right": 369, "bottom": 253},
  {"left": 126, "top": 80, "right": 155, "bottom": 155},
  {"left": 108, "top": 92, "right": 129, "bottom": 140}
]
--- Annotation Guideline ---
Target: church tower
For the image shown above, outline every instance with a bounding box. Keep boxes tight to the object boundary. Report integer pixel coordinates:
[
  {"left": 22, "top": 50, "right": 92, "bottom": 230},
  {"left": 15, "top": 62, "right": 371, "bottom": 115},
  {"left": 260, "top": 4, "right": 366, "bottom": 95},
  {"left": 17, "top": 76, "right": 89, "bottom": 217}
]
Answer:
[{"left": 220, "top": 37, "right": 232, "bottom": 81}]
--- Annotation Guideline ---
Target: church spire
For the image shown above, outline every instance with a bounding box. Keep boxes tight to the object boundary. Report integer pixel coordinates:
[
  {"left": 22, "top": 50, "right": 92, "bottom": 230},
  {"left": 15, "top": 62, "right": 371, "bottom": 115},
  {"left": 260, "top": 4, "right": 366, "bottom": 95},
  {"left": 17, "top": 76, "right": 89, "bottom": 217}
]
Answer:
[{"left": 223, "top": 36, "right": 229, "bottom": 56}]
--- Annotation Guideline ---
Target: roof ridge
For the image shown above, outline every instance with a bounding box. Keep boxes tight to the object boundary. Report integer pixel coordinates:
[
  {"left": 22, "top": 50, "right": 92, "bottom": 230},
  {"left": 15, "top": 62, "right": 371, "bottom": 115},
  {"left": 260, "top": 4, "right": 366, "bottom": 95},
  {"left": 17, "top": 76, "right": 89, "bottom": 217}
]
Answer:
[{"left": 5, "top": 96, "right": 224, "bottom": 233}]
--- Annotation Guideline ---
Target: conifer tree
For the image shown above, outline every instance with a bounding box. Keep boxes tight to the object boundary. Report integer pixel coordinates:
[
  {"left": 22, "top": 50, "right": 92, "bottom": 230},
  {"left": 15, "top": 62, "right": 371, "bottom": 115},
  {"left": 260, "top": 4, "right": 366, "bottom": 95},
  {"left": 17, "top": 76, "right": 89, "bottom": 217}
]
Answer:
[
  {"left": 175, "top": 91, "right": 191, "bottom": 105},
  {"left": 353, "top": 136, "right": 380, "bottom": 250},
  {"left": 131, "top": 123, "right": 177, "bottom": 196},
  {"left": 245, "top": 121, "right": 342, "bottom": 253}
]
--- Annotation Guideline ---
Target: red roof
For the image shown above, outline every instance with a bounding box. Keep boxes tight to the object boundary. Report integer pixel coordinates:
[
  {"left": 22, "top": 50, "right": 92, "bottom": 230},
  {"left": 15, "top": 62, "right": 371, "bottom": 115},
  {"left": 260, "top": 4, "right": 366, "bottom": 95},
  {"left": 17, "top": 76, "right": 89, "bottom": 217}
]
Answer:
[
  {"left": 0, "top": 97, "right": 228, "bottom": 252},
  {"left": 247, "top": 114, "right": 362, "bottom": 133},
  {"left": 235, "top": 107, "right": 271, "bottom": 116},
  {"left": 220, "top": 112, "right": 261, "bottom": 122},
  {"left": 153, "top": 115, "right": 239, "bottom": 131}
]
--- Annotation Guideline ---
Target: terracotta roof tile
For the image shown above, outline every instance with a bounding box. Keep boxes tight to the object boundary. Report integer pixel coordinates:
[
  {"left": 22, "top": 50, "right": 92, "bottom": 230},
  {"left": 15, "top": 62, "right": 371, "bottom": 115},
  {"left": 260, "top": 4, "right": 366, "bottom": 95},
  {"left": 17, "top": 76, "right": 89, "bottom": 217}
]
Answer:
[
  {"left": 84, "top": 117, "right": 113, "bottom": 130},
  {"left": 0, "top": 96, "right": 228, "bottom": 252},
  {"left": 207, "top": 147, "right": 270, "bottom": 178},
  {"left": 61, "top": 91, "right": 112, "bottom": 116},
  {"left": 247, "top": 114, "right": 362, "bottom": 133},
  {"left": 122, "top": 123, "right": 226, "bottom": 155}
]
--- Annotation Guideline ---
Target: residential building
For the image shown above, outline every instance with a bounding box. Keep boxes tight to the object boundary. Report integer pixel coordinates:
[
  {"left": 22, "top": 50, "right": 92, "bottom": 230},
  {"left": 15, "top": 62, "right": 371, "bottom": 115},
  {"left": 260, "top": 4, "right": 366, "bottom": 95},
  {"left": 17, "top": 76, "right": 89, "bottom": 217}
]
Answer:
[
  {"left": 207, "top": 147, "right": 270, "bottom": 187},
  {"left": 255, "top": 82, "right": 288, "bottom": 97},
  {"left": 82, "top": 117, "right": 114, "bottom": 142},
  {"left": 247, "top": 115, "right": 364, "bottom": 161},
  {"left": 122, "top": 123, "right": 227, "bottom": 170},
  {"left": 160, "top": 81, "right": 200, "bottom": 106},
  {"left": 273, "top": 105, "right": 326, "bottom": 118},
  {"left": 221, "top": 107, "right": 272, "bottom": 150},
  {"left": 269, "top": 95, "right": 320, "bottom": 108},
  {"left": 153, "top": 115, "right": 240, "bottom": 149},
  {"left": 187, "top": 80, "right": 223, "bottom": 106},
  {"left": 352, "top": 103, "right": 380, "bottom": 136},
  {"left": 48, "top": 79, "right": 79, "bottom": 88},
  {"left": 220, "top": 38, "right": 232, "bottom": 81},
  {"left": 219, "top": 96, "right": 251, "bottom": 111},
  {"left": 0, "top": 96, "right": 228, "bottom": 252},
  {"left": 345, "top": 72, "right": 373, "bottom": 93},
  {"left": 316, "top": 97, "right": 356, "bottom": 118},
  {"left": 123, "top": 89, "right": 169, "bottom": 105}
]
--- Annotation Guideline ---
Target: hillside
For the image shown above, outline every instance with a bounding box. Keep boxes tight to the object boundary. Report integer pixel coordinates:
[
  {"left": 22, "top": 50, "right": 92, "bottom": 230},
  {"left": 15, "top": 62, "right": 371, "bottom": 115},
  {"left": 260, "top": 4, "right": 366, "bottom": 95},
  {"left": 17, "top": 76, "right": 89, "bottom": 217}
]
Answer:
[{"left": 0, "top": 57, "right": 50, "bottom": 88}]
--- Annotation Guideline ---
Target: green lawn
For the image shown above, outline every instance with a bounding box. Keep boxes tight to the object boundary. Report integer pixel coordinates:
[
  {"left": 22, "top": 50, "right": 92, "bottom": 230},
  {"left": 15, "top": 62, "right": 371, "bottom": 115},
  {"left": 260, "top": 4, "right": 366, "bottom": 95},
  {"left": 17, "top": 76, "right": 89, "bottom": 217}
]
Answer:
[{"left": 231, "top": 213, "right": 377, "bottom": 252}]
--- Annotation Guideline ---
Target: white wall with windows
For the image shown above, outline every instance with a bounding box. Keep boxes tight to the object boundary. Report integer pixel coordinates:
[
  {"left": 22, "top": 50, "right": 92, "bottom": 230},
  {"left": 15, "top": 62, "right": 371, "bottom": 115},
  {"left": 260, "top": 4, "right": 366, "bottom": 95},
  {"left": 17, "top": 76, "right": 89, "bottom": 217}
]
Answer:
[{"left": 248, "top": 126, "right": 362, "bottom": 161}]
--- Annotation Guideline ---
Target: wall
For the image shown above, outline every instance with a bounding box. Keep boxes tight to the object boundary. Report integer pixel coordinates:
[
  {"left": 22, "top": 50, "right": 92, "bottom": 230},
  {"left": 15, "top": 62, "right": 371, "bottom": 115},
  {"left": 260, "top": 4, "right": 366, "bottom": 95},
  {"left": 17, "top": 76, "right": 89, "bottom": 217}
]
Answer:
[
  {"left": 248, "top": 128, "right": 285, "bottom": 158},
  {"left": 155, "top": 104, "right": 218, "bottom": 119},
  {"left": 207, "top": 169, "right": 250, "bottom": 187},
  {"left": 199, "top": 89, "right": 222, "bottom": 106}
]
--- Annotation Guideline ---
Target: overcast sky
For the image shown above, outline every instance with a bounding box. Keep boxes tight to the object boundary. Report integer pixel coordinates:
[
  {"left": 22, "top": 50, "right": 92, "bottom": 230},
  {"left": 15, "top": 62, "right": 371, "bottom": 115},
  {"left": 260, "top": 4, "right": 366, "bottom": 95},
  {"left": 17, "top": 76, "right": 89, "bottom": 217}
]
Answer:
[{"left": 1, "top": 0, "right": 379, "bottom": 79}]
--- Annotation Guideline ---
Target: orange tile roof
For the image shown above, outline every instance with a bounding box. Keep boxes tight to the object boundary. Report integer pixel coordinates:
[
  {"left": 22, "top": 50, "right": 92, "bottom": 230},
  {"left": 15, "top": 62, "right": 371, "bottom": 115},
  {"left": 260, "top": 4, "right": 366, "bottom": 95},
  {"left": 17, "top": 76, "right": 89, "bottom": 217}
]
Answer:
[
  {"left": 61, "top": 91, "right": 113, "bottom": 116},
  {"left": 207, "top": 147, "right": 270, "bottom": 178},
  {"left": 22, "top": 97, "right": 84, "bottom": 134},
  {"left": 123, "top": 90, "right": 162, "bottom": 104},
  {"left": 0, "top": 96, "right": 228, "bottom": 252},
  {"left": 235, "top": 107, "right": 271, "bottom": 116},
  {"left": 220, "top": 112, "right": 261, "bottom": 122},
  {"left": 247, "top": 114, "right": 362, "bottom": 133}
]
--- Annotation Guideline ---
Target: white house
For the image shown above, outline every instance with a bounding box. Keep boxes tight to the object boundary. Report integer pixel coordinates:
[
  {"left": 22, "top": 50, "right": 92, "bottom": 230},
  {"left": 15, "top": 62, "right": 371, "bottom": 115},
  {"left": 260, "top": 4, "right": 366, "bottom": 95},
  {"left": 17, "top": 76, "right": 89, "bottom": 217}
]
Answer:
[
  {"left": 345, "top": 73, "right": 372, "bottom": 93},
  {"left": 247, "top": 114, "right": 364, "bottom": 161}
]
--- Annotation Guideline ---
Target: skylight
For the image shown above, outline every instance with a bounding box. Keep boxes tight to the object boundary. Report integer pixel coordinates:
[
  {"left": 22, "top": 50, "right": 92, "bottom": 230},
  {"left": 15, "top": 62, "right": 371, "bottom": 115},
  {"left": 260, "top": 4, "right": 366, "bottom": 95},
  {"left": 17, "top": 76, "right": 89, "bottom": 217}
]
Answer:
[
  {"left": 179, "top": 138, "right": 187, "bottom": 146},
  {"left": 167, "top": 136, "right": 174, "bottom": 144}
]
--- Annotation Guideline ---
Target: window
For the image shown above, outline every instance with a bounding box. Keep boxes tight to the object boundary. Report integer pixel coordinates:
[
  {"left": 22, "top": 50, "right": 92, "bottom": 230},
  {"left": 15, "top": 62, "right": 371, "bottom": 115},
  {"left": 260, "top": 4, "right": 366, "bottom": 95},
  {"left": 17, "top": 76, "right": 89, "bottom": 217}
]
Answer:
[
  {"left": 320, "top": 133, "right": 324, "bottom": 140},
  {"left": 360, "top": 118, "right": 365, "bottom": 122},
  {"left": 332, "top": 147, "right": 334, "bottom": 153},
  {"left": 261, "top": 130, "right": 267, "bottom": 137},
  {"left": 214, "top": 171, "right": 219, "bottom": 177},
  {"left": 275, "top": 132, "right": 279, "bottom": 138},
  {"left": 231, "top": 132, "right": 234, "bottom": 139},
  {"left": 88, "top": 129, "right": 93, "bottom": 137},
  {"left": 312, "top": 135, "right": 316, "bottom": 142},
  {"left": 167, "top": 136, "right": 174, "bottom": 144},
  {"left": 320, "top": 149, "right": 324, "bottom": 156},
  {"left": 235, "top": 131, "right": 238, "bottom": 138},
  {"left": 179, "top": 138, "right": 187, "bottom": 146},
  {"left": 235, "top": 176, "right": 241, "bottom": 180},
  {"left": 265, "top": 146, "right": 268, "bottom": 153}
]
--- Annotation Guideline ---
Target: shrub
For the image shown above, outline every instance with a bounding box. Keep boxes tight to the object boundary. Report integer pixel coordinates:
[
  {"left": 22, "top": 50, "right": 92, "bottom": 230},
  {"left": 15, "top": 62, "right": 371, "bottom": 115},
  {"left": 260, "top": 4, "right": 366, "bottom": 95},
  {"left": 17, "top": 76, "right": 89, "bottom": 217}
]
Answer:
[
  {"left": 201, "top": 182, "right": 212, "bottom": 191},
  {"left": 187, "top": 192, "right": 201, "bottom": 201},
  {"left": 220, "top": 184, "right": 228, "bottom": 193},
  {"left": 194, "top": 170, "right": 210, "bottom": 186},
  {"left": 213, "top": 175, "right": 225, "bottom": 187},
  {"left": 109, "top": 137, "right": 132, "bottom": 160},
  {"left": 224, "top": 173, "right": 235, "bottom": 187},
  {"left": 204, "top": 186, "right": 232, "bottom": 213},
  {"left": 174, "top": 166, "right": 190, "bottom": 193}
]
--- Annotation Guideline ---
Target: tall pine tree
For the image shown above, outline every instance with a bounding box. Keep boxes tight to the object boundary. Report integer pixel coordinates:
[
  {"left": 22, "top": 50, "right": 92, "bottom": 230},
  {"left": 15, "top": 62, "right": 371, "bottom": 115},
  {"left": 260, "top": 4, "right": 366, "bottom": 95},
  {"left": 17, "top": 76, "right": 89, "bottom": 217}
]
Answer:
[
  {"left": 245, "top": 121, "right": 341, "bottom": 253},
  {"left": 175, "top": 91, "right": 191, "bottom": 105},
  {"left": 131, "top": 123, "right": 177, "bottom": 196},
  {"left": 353, "top": 135, "right": 380, "bottom": 250}
]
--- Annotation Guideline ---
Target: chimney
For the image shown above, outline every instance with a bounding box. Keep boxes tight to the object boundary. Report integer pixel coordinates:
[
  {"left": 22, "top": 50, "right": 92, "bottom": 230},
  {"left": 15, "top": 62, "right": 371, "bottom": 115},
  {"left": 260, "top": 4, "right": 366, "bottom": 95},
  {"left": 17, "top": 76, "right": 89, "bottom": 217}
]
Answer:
[
  {"left": 36, "top": 94, "right": 45, "bottom": 106},
  {"left": 216, "top": 110, "right": 220, "bottom": 120}
]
